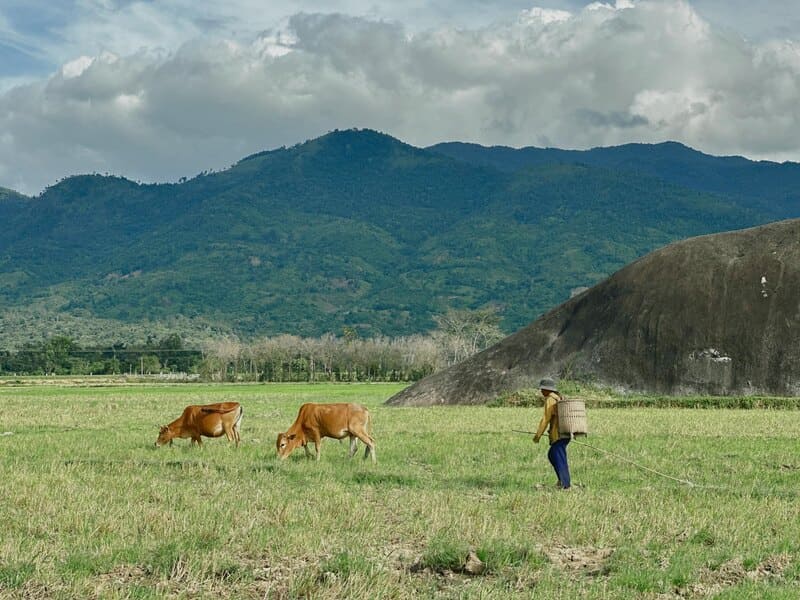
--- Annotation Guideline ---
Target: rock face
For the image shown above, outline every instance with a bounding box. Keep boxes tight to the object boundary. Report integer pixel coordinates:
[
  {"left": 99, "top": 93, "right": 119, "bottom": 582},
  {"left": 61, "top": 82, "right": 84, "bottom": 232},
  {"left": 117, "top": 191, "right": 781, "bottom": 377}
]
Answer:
[{"left": 387, "top": 219, "right": 800, "bottom": 405}]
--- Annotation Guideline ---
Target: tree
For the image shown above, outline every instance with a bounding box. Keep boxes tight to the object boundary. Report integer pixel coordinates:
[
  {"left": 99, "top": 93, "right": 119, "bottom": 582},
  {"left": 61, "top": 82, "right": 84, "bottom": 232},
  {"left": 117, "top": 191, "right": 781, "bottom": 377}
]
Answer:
[
  {"left": 43, "top": 336, "right": 75, "bottom": 374},
  {"left": 140, "top": 355, "right": 161, "bottom": 374},
  {"left": 433, "top": 307, "right": 505, "bottom": 366},
  {"left": 202, "top": 337, "right": 242, "bottom": 381}
]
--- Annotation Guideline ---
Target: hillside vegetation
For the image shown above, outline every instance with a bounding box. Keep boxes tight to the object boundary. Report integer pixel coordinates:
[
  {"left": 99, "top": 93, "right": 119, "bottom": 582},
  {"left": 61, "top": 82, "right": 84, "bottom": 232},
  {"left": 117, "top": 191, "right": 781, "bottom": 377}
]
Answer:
[
  {"left": 429, "top": 140, "right": 800, "bottom": 219},
  {"left": 0, "top": 129, "right": 791, "bottom": 348}
]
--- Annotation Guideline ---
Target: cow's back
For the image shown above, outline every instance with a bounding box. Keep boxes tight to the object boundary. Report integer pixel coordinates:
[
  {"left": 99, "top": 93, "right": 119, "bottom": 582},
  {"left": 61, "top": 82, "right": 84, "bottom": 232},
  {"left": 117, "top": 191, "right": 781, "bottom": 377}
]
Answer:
[
  {"left": 200, "top": 401, "right": 240, "bottom": 414},
  {"left": 279, "top": 402, "right": 374, "bottom": 460},
  {"left": 297, "top": 402, "right": 368, "bottom": 436},
  {"left": 189, "top": 403, "right": 241, "bottom": 437}
]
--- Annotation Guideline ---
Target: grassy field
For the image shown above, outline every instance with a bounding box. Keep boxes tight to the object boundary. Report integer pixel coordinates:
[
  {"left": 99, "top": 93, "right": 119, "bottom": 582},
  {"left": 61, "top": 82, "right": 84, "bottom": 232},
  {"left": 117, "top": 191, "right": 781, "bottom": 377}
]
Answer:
[{"left": 0, "top": 382, "right": 798, "bottom": 599}]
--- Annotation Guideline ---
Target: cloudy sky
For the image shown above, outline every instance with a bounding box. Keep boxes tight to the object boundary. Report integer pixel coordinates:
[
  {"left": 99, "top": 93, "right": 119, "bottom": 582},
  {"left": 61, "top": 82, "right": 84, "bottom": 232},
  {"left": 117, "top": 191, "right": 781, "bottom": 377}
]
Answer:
[{"left": 1, "top": 0, "right": 799, "bottom": 195}]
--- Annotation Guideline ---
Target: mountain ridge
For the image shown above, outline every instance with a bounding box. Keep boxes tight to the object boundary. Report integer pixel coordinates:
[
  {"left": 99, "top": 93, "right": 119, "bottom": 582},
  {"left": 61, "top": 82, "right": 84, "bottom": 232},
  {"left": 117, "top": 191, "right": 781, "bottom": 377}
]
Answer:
[
  {"left": 428, "top": 139, "right": 800, "bottom": 219},
  {"left": 0, "top": 129, "right": 792, "bottom": 348}
]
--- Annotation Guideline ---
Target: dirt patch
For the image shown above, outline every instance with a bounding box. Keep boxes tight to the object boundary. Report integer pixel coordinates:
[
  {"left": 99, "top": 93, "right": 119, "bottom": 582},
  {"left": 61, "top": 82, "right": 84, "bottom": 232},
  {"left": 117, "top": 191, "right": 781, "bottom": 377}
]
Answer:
[
  {"left": 94, "top": 564, "right": 192, "bottom": 598},
  {"left": 384, "top": 539, "right": 425, "bottom": 574},
  {"left": 92, "top": 565, "right": 150, "bottom": 598},
  {"left": 674, "top": 553, "right": 792, "bottom": 597},
  {"left": 403, "top": 542, "right": 613, "bottom": 581},
  {"left": 241, "top": 555, "right": 315, "bottom": 600},
  {"left": 755, "top": 553, "right": 793, "bottom": 578},
  {"left": 542, "top": 544, "right": 614, "bottom": 577},
  {"left": 93, "top": 560, "right": 261, "bottom": 599},
  {"left": 13, "top": 580, "right": 56, "bottom": 600}
]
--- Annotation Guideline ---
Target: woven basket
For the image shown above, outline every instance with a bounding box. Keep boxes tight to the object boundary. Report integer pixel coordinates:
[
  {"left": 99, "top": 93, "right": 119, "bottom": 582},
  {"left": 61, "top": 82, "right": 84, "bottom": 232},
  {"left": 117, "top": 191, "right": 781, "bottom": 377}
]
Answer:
[{"left": 557, "top": 397, "right": 588, "bottom": 437}]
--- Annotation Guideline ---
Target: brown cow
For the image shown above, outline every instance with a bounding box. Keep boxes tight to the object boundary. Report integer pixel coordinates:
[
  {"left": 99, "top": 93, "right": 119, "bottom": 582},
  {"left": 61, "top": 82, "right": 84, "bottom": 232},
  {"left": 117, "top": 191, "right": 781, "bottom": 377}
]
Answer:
[
  {"left": 155, "top": 402, "right": 243, "bottom": 447},
  {"left": 276, "top": 402, "right": 376, "bottom": 462}
]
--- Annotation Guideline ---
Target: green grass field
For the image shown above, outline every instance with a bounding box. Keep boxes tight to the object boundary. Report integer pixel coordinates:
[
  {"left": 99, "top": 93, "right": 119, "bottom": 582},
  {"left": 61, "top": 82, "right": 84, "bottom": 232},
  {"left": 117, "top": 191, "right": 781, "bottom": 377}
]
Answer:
[{"left": 0, "top": 382, "right": 798, "bottom": 599}]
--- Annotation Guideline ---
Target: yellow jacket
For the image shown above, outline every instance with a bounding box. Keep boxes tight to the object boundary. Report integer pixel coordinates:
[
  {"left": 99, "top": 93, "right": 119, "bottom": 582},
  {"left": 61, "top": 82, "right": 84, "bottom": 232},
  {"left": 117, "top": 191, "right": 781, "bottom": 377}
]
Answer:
[{"left": 535, "top": 392, "right": 562, "bottom": 444}]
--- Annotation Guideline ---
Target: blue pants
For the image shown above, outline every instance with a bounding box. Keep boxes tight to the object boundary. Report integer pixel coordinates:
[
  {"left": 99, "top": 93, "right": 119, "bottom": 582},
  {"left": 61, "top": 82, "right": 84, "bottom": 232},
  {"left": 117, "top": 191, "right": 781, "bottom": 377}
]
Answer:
[{"left": 548, "top": 438, "right": 571, "bottom": 489}]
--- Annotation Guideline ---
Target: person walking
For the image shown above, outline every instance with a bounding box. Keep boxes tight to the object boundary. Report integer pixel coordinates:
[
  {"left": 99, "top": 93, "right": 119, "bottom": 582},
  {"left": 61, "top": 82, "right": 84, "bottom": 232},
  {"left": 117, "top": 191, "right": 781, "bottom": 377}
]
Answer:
[{"left": 533, "top": 377, "right": 571, "bottom": 490}]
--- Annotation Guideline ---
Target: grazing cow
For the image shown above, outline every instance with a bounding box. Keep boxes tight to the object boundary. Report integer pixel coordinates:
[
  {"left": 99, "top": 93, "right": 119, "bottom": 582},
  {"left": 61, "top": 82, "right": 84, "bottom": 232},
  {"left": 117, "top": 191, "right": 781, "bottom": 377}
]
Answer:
[
  {"left": 276, "top": 402, "right": 376, "bottom": 462},
  {"left": 155, "top": 402, "right": 243, "bottom": 447}
]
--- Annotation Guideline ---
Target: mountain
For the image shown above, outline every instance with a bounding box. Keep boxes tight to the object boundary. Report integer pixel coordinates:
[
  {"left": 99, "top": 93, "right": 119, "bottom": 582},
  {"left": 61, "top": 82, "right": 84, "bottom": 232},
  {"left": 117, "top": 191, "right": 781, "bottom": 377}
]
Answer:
[
  {"left": 0, "top": 186, "right": 26, "bottom": 200},
  {"left": 428, "top": 141, "right": 800, "bottom": 219},
  {"left": 387, "top": 218, "right": 800, "bottom": 402},
  {"left": 0, "top": 129, "right": 788, "bottom": 348}
]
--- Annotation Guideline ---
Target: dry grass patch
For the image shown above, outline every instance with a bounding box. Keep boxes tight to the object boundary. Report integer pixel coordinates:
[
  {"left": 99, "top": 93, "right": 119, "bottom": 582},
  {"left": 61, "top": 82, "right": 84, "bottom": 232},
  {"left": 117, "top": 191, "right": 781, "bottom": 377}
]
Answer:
[
  {"left": 542, "top": 544, "right": 615, "bottom": 577},
  {"left": 679, "top": 553, "right": 792, "bottom": 597},
  {"left": 92, "top": 564, "right": 149, "bottom": 596}
]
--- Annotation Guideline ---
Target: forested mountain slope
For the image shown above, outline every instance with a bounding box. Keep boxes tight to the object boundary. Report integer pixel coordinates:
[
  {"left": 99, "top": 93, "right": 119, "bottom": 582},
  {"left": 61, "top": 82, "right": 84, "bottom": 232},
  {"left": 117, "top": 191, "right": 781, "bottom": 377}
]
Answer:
[
  {"left": 429, "top": 141, "right": 800, "bottom": 219},
  {"left": 0, "top": 129, "right": 785, "bottom": 348}
]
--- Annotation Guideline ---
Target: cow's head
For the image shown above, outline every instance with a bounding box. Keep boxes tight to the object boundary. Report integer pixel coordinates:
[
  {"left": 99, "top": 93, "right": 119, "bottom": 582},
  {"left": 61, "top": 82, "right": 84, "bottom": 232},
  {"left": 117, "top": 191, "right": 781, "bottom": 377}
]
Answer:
[
  {"left": 155, "top": 425, "right": 174, "bottom": 447},
  {"left": 276, "top": 432, "right": 301, "bottom": 459}
]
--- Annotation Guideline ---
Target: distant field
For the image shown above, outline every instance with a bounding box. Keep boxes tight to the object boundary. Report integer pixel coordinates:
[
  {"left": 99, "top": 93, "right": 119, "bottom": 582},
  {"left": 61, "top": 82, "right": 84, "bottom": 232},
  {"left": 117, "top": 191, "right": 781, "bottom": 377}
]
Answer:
[{"left": 0, "top": 383, "right": 798, "bottom": 599}]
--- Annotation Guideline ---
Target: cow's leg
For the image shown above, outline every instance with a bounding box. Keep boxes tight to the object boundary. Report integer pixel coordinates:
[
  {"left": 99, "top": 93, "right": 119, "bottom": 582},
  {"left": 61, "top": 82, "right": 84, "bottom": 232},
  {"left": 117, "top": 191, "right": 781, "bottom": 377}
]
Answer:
[
  {"left": 311, "top": 434, "right": 322, "bottom": 461},
  {"left": 348, "top": 435, "right": 359, "bottom": 458},
  {"left": 352, "top": 428, "right": 376, "bottom": 463},
  {"left": 223, "top": 421, "right": 235, "bottom": 444},
  {"left": 192, "top": 435, "right": 203, "bottom": 447},
  {"left": 223, "top": 420, "right": 240, "bottom": 447},
  {"left": 303, "top": 443, "right": 313, "bottom": 458},
  {"left": 364, "top": 438, "right": 376, "bottom": 462},
  {"left": 233, "top": 421, "right": 241, "bottom": 447}
]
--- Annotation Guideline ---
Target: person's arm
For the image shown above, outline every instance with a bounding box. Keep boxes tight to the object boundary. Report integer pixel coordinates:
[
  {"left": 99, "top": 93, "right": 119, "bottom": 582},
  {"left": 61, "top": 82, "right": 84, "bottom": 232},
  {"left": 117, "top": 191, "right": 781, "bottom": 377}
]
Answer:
[{"left": 533, "top": 396, "right": 554, "bottom": 443}]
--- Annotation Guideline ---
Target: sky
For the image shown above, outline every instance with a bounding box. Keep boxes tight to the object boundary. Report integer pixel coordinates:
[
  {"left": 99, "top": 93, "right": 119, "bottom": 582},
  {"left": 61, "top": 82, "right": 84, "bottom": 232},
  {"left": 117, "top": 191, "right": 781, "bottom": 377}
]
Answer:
[{"left": 1, "top": 0, "right": 799, "bottom": 195}]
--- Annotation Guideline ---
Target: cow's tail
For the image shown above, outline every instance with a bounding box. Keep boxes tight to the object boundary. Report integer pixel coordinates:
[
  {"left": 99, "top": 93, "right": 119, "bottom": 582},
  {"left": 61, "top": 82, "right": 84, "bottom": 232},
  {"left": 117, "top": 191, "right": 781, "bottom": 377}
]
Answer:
[
  {"left": 230, "top": 405, "right": 244, "bottom": 446},
  {"left": 363, "top": 407, "right": 376, "bottom": 463},
  {"left": 234, "top": 405, "right": 244, "bottom": 430}
]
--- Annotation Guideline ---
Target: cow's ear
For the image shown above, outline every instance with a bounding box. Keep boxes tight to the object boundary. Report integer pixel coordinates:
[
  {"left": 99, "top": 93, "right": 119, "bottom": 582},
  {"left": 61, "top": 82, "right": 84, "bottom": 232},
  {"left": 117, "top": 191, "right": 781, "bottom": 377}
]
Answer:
[{"left": 288, "top": 434, "right": 297, "bottom": 440}]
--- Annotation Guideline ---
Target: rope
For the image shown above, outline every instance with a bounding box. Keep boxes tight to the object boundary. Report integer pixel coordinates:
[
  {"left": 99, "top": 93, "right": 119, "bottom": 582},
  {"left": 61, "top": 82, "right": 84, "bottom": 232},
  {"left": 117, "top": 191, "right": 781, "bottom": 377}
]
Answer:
[
  {"left": 516, "top": 430, "right": 797, "bottom": 495},
  {"left": 513, "top": 429, "right": 712, "bottom": 488},
  {"left": 572, "top": 440, "right": 800, "bottom": 498},
  {"left": 571, "top": 438, "right": 702, "bottom": 487}
]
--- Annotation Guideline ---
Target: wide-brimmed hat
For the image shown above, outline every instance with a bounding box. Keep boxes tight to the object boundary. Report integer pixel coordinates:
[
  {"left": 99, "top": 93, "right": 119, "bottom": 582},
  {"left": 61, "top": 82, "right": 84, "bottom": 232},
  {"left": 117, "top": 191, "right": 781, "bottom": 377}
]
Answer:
[{"left": 538, "top": 377, "right": 558, "bottom": 392}]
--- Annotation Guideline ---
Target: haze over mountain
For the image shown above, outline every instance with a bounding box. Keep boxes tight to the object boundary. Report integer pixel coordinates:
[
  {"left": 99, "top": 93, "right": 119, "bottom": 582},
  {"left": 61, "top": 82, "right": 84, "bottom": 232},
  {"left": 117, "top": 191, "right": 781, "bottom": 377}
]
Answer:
[{"left": 0, "top": 129, "right": 796, "bottom": 349}]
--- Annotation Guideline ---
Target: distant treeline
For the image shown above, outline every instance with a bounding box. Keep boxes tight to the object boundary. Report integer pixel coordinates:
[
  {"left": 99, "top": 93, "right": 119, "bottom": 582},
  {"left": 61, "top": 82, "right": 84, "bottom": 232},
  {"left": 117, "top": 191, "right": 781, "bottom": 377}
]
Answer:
[
  {"left": 0, "top": 310, "right": 504, "bottom": 382},
  {"left": 198, "top": 334, "right": 442, "bottom": 382},
  {"left": 0, "top": 334, "right": 199, "bottom": 377}
]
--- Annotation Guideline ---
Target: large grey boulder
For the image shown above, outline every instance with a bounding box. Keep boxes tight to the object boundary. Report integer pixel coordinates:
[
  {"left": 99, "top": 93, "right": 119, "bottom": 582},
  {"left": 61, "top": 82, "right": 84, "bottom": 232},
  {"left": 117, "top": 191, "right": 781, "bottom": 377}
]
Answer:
[{"left": 387, "top": 219, "right": 800, "bottom": 405}]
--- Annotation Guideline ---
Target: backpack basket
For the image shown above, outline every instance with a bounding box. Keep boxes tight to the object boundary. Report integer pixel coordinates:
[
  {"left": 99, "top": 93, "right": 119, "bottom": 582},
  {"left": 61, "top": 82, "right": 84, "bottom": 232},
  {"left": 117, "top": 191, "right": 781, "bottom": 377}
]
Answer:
[{"left": 557, "top": 397, "right": 588, "bottom": 438}]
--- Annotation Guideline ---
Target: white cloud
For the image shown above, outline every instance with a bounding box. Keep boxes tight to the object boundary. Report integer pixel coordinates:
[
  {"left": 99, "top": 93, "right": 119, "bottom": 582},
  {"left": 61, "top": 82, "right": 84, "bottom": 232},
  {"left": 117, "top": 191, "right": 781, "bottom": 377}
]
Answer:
[
  {"left": 586, "top": 1, "right": 633, "bottom": 11},
  {"left": 519, "top": 7, "right": 573, "bottom": 25},
  {"left": 1, "top": 0, "right": 800, "bottom": 194},
  {"left": 60, "top": 56, "right": 96, "bottom": 79}
]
